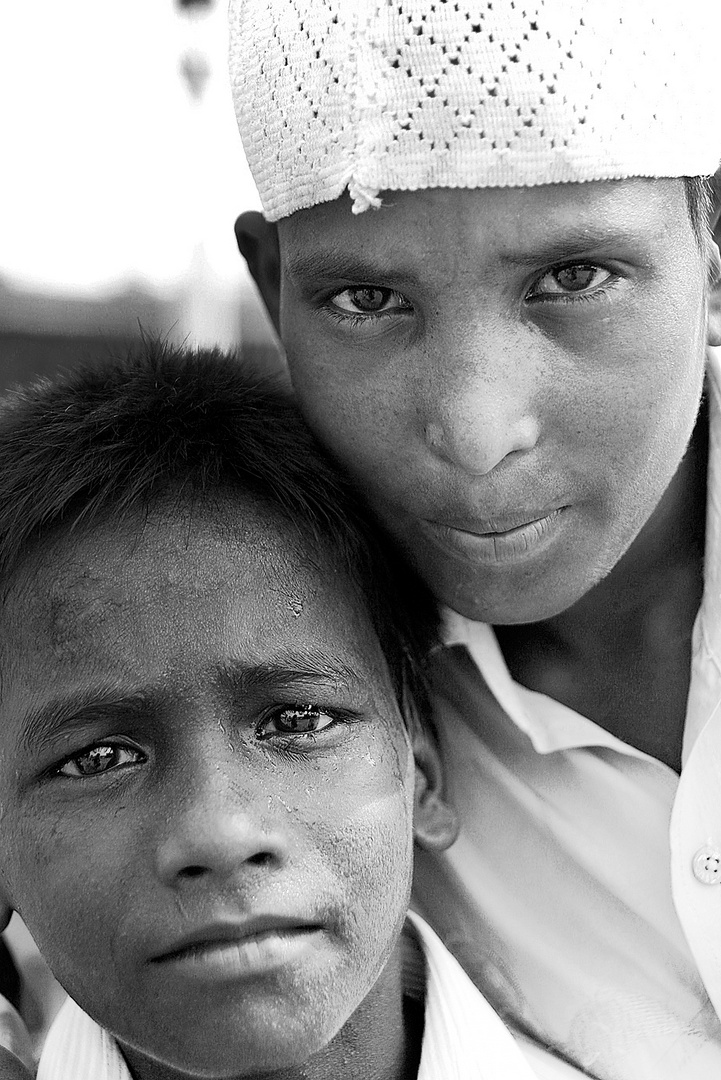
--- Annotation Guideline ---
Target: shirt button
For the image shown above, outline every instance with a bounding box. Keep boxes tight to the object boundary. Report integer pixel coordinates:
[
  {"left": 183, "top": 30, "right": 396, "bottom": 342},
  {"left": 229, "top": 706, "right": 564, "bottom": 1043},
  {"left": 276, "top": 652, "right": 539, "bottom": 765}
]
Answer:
[{"left": 692, "top": 847, "right": 721, "bottom": 884}]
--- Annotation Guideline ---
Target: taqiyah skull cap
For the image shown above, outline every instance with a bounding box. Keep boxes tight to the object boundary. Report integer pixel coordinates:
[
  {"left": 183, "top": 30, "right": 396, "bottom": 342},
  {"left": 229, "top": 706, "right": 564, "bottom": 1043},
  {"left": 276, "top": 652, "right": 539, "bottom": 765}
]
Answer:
[{"left": 229, "top": 0, "right": 721, "bottom": 220}]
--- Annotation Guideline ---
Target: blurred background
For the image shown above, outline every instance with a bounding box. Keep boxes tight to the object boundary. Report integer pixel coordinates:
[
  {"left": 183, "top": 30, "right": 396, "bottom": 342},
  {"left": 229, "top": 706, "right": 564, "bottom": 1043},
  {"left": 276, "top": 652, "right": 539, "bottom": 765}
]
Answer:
[
  {"left": 0, "top": 0, "right": 280, "bottom": 392},
  {"left": 0, "top": 0, "right": 281, "bottom": 1049}
]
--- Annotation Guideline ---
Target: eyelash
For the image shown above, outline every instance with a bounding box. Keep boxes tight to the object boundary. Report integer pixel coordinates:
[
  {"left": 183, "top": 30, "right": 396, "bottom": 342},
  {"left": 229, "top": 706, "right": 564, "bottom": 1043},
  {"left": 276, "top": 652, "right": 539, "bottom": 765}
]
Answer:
[
  {"left": 325, "top": 309, "right": 388, "bottom": 330},
  {"left": 323, "top": 294, "right": 411, "bottom": 330},
  {"left": 323, "top": 262, "right": 618, "bottom": 325},
  {"left": 257, "top": 704, "right": 360, "bottom": 743},
  {"left": 51, "top": 741, "right": 145, "bottom": 780},
  {"left": 49, "top": 706, "right": 360, "bottom": 779},
  {"left": 525, "top": 263, "right": 617, "bottom": 305}
]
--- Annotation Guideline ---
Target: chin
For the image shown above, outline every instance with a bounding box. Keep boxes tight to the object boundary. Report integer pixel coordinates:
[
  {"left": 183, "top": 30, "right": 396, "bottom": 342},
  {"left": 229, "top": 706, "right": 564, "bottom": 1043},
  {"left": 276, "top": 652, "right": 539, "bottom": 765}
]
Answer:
[
  {"left": 440, "top": 568, "right": 598, "bottom": 625},
  {"left": 124, "top": 1026, "right": 335, "bottom": 1080}
]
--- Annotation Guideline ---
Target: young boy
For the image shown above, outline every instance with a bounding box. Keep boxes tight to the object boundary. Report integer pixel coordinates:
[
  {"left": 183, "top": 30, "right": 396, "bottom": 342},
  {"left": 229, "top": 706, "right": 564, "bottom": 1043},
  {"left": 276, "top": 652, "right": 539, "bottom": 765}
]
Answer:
[
  {"left": 229, "top": 1, "right": 721, "bottom": 1076},
  {"left": 0, "top": 343, "right": 583, "bottom": 1079}
]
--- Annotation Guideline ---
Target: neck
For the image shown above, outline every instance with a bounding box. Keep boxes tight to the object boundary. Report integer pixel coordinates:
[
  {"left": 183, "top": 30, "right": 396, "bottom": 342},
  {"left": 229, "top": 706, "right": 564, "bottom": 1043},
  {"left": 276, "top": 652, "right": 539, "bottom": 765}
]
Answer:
[
  {"left": 121, "top": 940, "right": 422, "bottom": 1080},
  {"left": 495, "top": 401, "right": 708, "bottom": 767},
  {"left": 549, "top": 406, "right": 706, "bottom": 648}
]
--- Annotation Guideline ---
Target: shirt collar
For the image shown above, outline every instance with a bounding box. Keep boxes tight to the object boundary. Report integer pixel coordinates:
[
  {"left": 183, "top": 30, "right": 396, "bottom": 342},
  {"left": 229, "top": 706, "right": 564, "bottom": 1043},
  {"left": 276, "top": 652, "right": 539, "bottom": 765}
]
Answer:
[
  {"left": 406, "top": 912, "right": 540, "bottom": 1079},
  {"left": 441, "top": 608, "right": 647, "bottom": 756},
  {"left": 37, "top": 1001, "right": 129, "bottom": 1080}
]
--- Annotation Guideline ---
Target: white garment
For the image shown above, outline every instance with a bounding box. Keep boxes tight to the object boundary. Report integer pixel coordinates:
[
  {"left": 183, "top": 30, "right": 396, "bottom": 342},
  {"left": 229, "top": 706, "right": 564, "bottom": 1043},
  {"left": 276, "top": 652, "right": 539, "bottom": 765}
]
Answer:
[
  {"left": 37, "top": 913, "right": 581, "bottom": 1080},
  {"left": 412, "top": 353, "right": 721, "bottom": 1080}
]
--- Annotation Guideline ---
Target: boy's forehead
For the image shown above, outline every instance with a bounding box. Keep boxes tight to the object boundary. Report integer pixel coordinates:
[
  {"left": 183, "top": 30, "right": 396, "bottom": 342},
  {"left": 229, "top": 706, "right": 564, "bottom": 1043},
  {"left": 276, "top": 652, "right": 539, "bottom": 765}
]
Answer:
[
  {"left": 1, "top": 502, "right": 385, "bottom": 689},
  {"left": 279, "top": 179, "right": 688, "bottom": 278},
  {"left": 4, "top": 540, "right": 144, "bottom": 668},
  {"left": 24, "top": 568, "right": 131, "bottom": 664}
]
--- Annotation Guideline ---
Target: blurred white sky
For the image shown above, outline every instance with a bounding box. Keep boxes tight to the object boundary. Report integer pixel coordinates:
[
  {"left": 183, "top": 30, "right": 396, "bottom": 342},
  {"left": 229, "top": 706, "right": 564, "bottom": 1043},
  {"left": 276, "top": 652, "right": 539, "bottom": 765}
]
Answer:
[{"left": 0, "top": 0, "right": 261, "bottom": 298}]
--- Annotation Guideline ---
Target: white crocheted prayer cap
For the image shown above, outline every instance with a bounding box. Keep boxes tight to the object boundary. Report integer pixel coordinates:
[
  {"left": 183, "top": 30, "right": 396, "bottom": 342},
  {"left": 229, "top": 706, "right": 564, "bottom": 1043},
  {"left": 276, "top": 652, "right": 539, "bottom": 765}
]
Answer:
[{"left": 229, "top": 0, "right": 721, "bottom": 221}]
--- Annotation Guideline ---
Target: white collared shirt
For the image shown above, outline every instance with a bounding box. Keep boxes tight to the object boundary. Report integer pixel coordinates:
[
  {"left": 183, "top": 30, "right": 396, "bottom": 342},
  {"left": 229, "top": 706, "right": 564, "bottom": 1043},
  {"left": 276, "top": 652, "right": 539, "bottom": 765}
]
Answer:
[
  {"left": 36, "top": 913, "right": 582, "bottom": 1080},
  {"left": 412, "top": 353, "right": 721, "bottom": 1079}
]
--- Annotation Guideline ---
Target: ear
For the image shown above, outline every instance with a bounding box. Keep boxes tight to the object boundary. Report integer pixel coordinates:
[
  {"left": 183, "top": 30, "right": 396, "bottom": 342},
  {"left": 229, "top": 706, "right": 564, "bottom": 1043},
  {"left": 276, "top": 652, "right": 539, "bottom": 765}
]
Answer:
[
  {"left": 707, "top": 240, "right": 721, "bottom": 347},
  {"left": 411, "top": 727, "right": 459, "bottom": 853},
  {"left": 235, "top": 211, "right": 281, "bottom": 333},
  {"left": 0, "top": 892, "right": 12, "bottom": 935}
]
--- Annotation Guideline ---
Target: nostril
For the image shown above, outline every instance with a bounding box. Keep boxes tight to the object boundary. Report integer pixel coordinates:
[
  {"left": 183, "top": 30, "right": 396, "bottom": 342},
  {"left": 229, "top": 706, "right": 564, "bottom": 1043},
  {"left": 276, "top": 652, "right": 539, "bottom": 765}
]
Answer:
[
  {"left": 157, "top": 821, "right": 289, "bottom": 885},
  {"left": 247, "top": 851, "right": 273, "bottom": 867},
  {"left": 174, "top": 852, "right": 273, "bottom": 880}
]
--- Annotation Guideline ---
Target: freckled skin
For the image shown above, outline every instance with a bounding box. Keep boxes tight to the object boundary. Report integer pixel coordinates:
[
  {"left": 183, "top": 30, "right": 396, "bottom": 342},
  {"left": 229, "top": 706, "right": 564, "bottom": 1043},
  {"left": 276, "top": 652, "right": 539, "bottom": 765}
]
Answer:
[
  {"left": 275, "top": 179, "right": 718, "bottom": 625},
  {"left": 0, "top": 499, "right": 417, "bottom": 1080}
]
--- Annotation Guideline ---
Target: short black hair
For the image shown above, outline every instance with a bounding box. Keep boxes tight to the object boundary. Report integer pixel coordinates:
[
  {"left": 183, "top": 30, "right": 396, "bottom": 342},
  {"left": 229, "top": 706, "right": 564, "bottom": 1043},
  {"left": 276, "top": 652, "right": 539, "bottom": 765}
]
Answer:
[
  {"left": 683, "top": 175, "right": 715, "bottom": 246},
  {"left": 0, "top": 340, "right": 438, "bottom": 720}
]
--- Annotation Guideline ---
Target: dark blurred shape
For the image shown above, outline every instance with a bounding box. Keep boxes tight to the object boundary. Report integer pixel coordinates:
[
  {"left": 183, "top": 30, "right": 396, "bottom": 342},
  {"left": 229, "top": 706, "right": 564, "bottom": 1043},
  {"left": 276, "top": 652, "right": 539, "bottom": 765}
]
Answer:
[
  {"left": 0, "top": 279, "right": 179, "bottom": 392},
  {"left": 0, "top": 990, "right": 34, "bottom": 1079},
  {"left": 175, "top": 0, "right": 213, "bottom": 9},
  {"left": 0, "top": 332, "right": 136, "bottom": 392},
  {"left": 0, "top": 943, "right": 20, "bottom": 1015},
  {"left": 0, "top": 1046, "right": 33, "bottom": 1080},
  {"left": 180, "top": 50, "right": 211, "bottom": 98}
]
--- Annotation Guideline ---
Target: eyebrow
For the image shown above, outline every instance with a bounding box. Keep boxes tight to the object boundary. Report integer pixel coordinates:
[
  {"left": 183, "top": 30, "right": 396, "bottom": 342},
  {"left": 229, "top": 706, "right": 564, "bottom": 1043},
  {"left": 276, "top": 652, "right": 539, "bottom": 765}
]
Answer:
[
  {"left": 19, "top": 650, "right": 368, "bottom": 756},
  {"left": 19, "top": 689, "right": 151, "bottom": 757},
  {"left": 216, "top": 649, "right": 366, "bottom": 697},
  {"left": 495, "top": 225, "right": 657, "bottom": 269},
  {"left": 284, "top": 222, "right": 659, "bottom": 288},
  {"left": 283, "top": 248, "right": 424, "bottom": 290}
]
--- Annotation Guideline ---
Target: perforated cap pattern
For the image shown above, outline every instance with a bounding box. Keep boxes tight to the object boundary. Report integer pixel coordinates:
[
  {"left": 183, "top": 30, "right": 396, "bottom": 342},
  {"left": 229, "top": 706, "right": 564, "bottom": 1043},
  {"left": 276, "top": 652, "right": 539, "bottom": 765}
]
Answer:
[{"left": 229, "top": 0, "right": 721, "bottom": 220}]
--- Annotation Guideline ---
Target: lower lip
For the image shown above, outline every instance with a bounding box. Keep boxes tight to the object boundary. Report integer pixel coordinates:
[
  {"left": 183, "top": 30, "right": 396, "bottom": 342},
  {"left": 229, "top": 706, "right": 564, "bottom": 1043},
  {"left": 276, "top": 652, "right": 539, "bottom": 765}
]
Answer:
[
  {"left": 423, "top": 508, "right": 567, "bottom": 566},
  {"left": 155, "top": 928, "right": 323, "bottom": 981}
]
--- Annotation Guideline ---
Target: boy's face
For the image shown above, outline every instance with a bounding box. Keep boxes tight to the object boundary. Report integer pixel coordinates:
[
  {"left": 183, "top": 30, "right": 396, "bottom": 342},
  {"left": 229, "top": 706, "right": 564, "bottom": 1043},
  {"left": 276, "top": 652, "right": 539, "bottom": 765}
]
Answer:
[
  {"left": 0, "top": 500, "right": 416, "bottom": 1077},
  {"left": 265, "top": 178, "right": 720, "bottom": 623}
]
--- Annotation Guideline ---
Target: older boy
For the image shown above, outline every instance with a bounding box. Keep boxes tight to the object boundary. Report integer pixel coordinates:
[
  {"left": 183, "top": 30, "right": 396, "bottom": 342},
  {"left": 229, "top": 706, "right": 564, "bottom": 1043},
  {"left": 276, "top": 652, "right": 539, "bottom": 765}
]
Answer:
[
  {"left": 0, "top": 343, "right": 584, "bottom": 1079},
  {"left": 229, "top": 1, "right": 721, "bottom": 1076}
]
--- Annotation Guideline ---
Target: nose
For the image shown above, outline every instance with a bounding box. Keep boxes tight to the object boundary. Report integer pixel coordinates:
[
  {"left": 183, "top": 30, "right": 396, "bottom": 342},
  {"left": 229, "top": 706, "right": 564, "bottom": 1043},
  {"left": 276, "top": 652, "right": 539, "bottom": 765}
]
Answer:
[
  {"left": 155, "top": 764, "right": 290, "bottom": 888},
  {"left": 420, "top": 332, "right": 541, "bottom": 475}
]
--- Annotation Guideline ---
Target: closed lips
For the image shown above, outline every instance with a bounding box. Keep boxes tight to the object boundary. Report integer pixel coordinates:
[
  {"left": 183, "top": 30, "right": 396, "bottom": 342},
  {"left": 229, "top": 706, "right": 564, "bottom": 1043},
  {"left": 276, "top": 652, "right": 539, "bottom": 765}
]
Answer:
[
  {"left": 430, "top": 506, "right": 567, "bottom": 536},
  {"left": 151, "top": 918, "right": 320, "bottom": 963}
]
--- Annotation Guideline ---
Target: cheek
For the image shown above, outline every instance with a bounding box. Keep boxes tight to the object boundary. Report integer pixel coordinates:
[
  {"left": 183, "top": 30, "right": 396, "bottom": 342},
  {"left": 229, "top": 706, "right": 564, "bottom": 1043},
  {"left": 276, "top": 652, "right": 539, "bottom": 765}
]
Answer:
[
  {"left": 6, "top": 806, "right": 134, "bottom": 996},
  {"left": 583, "top": 320, "right": 704, "bottom": 477},
  {"left": 327, "top": 790, "right": 413, "bottom": 902},
  {"left": 284, "top": 329, "right": 401, "bottom": 476},
  {"left": 537, "top": 272, "right": 707, "bottom": 476},
  {"left": 289, "top": 363, "right": 423, "bottom": 525},
  {"left": 305, "top": 738, "right": 414, "bottom": 931},
  {"left": 319, "top": 795, "right": 413, "bottom": 993}
]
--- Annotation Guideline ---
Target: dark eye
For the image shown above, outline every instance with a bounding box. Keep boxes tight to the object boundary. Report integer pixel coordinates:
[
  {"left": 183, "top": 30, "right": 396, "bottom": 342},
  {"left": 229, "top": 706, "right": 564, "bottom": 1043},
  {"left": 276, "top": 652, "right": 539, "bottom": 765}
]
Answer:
[
  {"left": 259, "top": 705, "right": 336, "bottom": 738},
  {"left": 57, "top": 744, "right": 144, "bottom": 778},
  {"left": 529, "top": 263, "right": 612, "bottom": 298},
  {"left": 329, "top": 287, "right": 411, "bottom": 315}
]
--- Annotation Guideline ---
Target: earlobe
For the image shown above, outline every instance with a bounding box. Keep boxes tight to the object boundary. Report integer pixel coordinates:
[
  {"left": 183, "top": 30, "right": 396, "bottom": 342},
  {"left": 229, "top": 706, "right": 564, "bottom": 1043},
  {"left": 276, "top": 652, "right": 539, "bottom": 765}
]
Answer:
[
  {"left": 412, "top": 728, "right": 459, "bottom": 853},
  {"left": 234, "top": 211, "right": 282, "bottom": 333}
]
